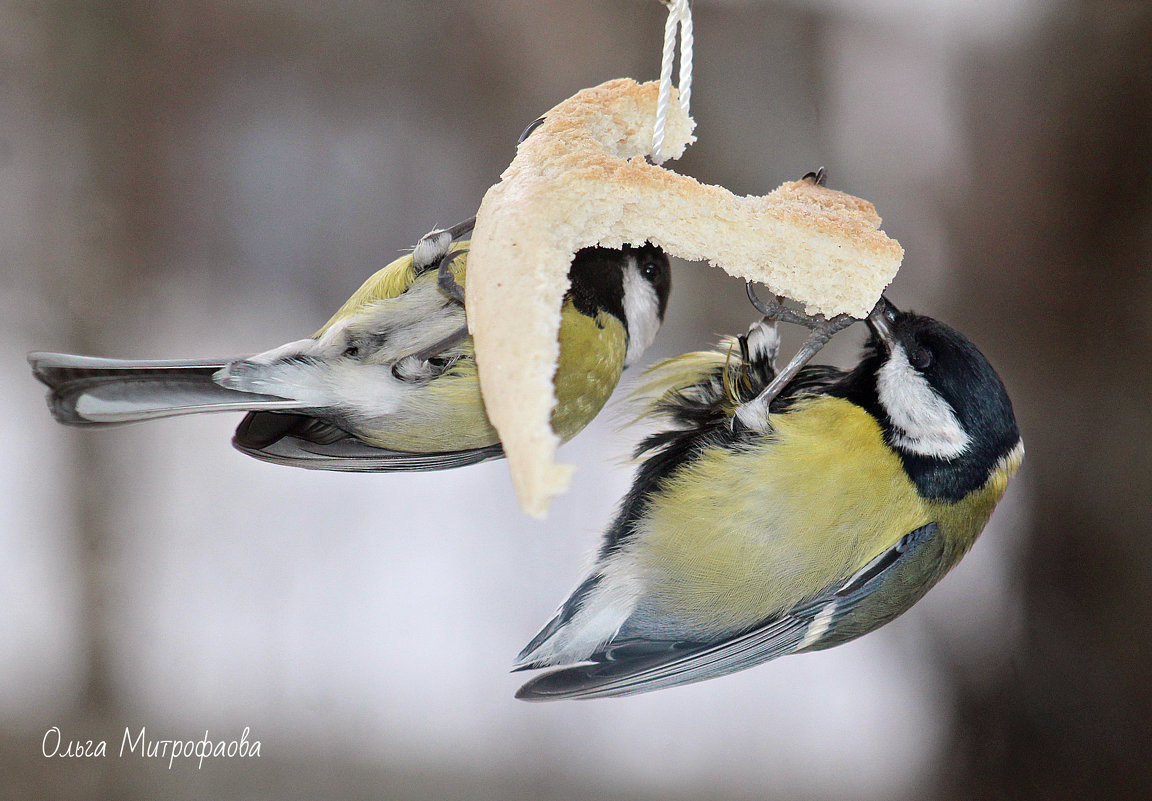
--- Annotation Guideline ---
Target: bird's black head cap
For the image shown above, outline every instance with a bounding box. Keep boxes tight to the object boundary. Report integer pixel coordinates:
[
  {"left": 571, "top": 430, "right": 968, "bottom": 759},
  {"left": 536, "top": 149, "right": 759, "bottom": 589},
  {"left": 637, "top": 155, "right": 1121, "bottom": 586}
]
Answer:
[
  {"left": 837, "top": 298, "right": 1021, "bottom": 502},
  {"left": 566, "top": 244, "right": 672, "bottom": 330}
]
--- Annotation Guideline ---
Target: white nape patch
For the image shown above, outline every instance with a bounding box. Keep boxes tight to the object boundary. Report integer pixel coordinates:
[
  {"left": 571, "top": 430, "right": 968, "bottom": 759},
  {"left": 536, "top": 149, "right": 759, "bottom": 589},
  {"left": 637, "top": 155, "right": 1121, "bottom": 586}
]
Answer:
[
  {"left": 621, "top": 259, "right": 663, "bottom": 366},
  {"left": 797, "top": 601, "right": 838, "bottom": 650},
  {"left": 876, "top": 344, "right": 971, "bottom": 459}
]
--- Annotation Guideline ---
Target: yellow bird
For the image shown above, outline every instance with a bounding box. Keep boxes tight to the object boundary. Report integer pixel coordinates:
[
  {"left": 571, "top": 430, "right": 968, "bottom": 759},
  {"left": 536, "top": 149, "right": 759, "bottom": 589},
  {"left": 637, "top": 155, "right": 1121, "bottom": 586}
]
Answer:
[
  {"left": 30, "top": 220, "right": 671, "bottom": 471},
  {"left": 515, "top": 298, "right": 1023, "bottom": 700}
]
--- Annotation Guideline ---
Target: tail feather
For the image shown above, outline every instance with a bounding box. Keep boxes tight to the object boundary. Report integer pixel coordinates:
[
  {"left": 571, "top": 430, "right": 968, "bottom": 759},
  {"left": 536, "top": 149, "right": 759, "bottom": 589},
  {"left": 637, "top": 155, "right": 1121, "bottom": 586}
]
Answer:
[{"left": 28, "top": 352, "right": 300, "bottom": 426}]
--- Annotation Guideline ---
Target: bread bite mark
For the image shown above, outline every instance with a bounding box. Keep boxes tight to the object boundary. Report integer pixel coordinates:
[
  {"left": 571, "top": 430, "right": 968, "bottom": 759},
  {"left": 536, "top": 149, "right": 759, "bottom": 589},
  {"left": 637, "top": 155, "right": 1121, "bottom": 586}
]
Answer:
[{"left": 466, "top": 78, "right": 903, "bottom": 517}]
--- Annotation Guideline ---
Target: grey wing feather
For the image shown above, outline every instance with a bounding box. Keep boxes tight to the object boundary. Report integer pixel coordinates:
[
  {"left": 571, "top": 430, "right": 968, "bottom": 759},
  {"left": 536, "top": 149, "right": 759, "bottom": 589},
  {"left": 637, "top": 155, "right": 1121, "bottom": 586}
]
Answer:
[
  {"left": 516, "top": 522, "right": 941, "bottom": 701},
  {"left": 232, "top": 432, "right": 504, "bottom": 472},
  {"left": 516, "top": 618, "right": 809, "bottom": 701}
]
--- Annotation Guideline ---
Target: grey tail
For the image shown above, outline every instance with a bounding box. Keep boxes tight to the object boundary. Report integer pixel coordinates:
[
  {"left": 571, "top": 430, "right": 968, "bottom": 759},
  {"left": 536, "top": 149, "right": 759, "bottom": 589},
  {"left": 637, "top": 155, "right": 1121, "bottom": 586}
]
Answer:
[
  {"left": 28, "top": 352, "right": 299, "bottom": 426},
  {"left": 515, "top": 650, "right": 683, "bottom": 702},
  {"left": 514, "top": 640, "right": 710, "bottom": 702}
]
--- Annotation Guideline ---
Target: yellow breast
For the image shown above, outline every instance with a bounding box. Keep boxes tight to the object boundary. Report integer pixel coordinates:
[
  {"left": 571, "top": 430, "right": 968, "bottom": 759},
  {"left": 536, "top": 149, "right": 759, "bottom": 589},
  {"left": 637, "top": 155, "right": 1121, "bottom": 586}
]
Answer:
[
  {"left": 550, "top": 305, "right": 628, "bottom": 442},
  {"left": 634, "top": 397, "right": 933, "bottom": 632},
  {"left": 924, "top": 439, "right": 1024, "bottom": 562}
]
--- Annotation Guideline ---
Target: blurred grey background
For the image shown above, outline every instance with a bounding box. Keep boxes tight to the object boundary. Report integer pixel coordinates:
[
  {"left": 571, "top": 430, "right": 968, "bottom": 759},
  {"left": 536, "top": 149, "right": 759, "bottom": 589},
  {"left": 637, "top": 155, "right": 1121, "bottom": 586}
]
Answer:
[{"left": 3, "top": 1, "right": 1150, "bottom": 799}]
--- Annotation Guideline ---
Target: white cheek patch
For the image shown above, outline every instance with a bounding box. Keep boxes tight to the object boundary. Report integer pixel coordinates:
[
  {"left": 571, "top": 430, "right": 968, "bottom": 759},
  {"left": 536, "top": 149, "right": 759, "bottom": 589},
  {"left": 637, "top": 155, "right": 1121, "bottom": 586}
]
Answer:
[
  {"left": 877, "top": 344, "right": 971, "bottom": 459},
  {"left": 621, "top": 261, "right": 663, "bottom": 366}
]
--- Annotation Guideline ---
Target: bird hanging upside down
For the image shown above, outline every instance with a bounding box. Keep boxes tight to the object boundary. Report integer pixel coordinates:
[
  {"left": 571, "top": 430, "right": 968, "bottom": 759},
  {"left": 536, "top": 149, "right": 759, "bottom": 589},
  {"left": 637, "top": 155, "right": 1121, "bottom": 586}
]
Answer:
[
  {"left": 29, "top": 219, "right": 671, "bottom": 472},
  {"left": 515, "top": 297, "right": 1023, "bottom": 700}
]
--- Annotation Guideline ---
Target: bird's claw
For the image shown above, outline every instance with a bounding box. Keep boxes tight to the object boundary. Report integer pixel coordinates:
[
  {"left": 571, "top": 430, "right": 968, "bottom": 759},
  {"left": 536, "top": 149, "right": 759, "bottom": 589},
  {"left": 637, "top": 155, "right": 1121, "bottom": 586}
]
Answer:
[
  {"left": 391, "top": 324, "right": 469, "bottom": 383},
  {"left": 432, "top": 218, "right": 475, "bottom": 304},
  {"left": 518, "top": 117, "right": 546, "bottom": 144},
  {"left": 411, "top": 215, "right": 475, "bottom": 287},
  {"left": 745, "top": 283, "right": 823, "bottom": 328},
  {"left": 801, "top": 166, "right": 827, "bottom": 186},
  {"left": 734, "top": 282, "right": 862, "bottom": 431},
  {"left": 437, "top": 248, "right": 468, "bottom": 304}
]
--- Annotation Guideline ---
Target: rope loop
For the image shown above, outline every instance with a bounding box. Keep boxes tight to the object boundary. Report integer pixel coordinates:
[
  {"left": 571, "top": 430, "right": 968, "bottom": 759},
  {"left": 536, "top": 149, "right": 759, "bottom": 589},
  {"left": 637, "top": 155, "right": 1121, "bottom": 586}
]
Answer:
[{"left": 651, "top": 0, "right": 693, "bottom": 164}]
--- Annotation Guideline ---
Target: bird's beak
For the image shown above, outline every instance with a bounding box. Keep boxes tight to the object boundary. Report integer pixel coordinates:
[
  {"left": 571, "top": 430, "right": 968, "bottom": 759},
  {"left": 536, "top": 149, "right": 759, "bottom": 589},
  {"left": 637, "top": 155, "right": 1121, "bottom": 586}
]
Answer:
[{"left": 866, "top": 296, "right": 899, "bottom": 352}]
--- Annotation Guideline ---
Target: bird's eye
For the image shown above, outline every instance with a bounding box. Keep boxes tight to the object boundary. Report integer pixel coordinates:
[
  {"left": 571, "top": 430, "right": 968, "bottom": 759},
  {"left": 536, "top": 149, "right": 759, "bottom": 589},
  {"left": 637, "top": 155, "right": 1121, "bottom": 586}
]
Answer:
[
  {"left": 909, "top": 346, "right": 934, "bottom": 371},
  {"left": 641, "top": 262, "right": 661, "bottom": 280}
]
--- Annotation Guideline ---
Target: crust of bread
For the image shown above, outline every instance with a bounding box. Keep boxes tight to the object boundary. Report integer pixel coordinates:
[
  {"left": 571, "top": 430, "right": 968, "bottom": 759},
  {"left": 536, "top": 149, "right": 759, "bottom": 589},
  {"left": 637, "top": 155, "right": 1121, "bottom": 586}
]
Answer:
[{"left": 466, "top": 78, "right": 903, "bottom": 516}]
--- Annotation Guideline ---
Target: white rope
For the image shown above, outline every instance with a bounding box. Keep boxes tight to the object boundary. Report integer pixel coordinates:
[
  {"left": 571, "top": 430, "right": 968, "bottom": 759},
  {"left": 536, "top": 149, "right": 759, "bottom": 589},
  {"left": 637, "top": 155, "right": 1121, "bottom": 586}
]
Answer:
[
  {"left": 677, "top": 1, "right": 693, "bottom": 112},
  {"left": 650, "top": 0, "right": 693, "bottom": 164}
]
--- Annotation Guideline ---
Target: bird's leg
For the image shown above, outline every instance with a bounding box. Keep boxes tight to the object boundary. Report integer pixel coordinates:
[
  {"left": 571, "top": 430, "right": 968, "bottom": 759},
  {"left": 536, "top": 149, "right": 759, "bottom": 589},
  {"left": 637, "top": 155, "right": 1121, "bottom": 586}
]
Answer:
[
  {"left": 745, "top": 283, "right": 819, "bottom": 328},
  {"left": 734, "top": 317, "right": 782, "bottom": 392},
  {"left": 387, "top": 217, "right": 476, "bottom": 377},
  {"left": 436, "top": 248, "right": 468, "bottom": 305},
  {"left": 391, "top": 320, "right": 470, "bottom": 382},
  {"left": 395, "top": 246, "right": 471, "bottom": 373},
  {"left": 444, "top": 216, "right": 477, "bottom": 239},
  {"left": 734, "top": 282, "right": 858, "bottom": 431},
  {"left": 733, "top": 318, "right": 855, "bottom": 430},
  {"left": 411, "top": 215, "right": 476, "bottom": 277},
  {"left": 434, "top": 218, "right": 476, "bottom": 303},
  {"left": 402, "top": 324, "right": 470, "bottom": 367}
]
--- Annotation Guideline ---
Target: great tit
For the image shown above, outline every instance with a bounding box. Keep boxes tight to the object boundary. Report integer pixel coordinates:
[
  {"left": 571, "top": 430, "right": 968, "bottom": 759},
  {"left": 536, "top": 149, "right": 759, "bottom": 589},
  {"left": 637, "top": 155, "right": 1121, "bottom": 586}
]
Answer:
[
  {"left": 514, "top": 298, "right": 1023, "bottom": 700},
  {"left": 29, "top": 222, "right": 671, "bottom": 471}
]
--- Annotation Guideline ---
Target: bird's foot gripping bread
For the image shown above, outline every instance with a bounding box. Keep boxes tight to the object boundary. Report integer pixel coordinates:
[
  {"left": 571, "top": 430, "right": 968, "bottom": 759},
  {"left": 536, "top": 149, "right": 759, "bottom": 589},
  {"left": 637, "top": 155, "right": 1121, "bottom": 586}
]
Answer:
[{"left": 465, "top": 78, "right": 904, "bottom": 517}]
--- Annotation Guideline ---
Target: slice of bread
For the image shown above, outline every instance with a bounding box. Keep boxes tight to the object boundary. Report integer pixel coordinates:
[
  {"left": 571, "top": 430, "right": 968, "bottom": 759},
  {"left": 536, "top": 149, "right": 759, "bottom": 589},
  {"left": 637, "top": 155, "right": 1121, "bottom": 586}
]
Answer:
[{"left": 467, "top": 78, "right": 903, "bottom": 517}]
